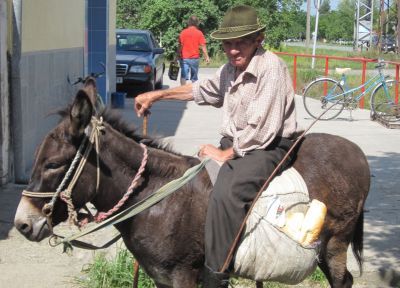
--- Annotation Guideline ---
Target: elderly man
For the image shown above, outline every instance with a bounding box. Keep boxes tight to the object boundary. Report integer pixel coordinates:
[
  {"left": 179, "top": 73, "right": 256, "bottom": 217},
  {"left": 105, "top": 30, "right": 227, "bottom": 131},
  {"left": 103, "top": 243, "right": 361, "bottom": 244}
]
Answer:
[{"left": 135, "top": 5, "right": 298, "bottom": 288}]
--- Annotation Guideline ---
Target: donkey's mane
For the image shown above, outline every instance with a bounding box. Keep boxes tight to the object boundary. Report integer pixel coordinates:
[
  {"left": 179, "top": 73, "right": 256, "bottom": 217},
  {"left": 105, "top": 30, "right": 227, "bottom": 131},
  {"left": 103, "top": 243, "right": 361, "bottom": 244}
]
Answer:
[{"left": 58, "top": 106, "right": 181, "bottom": 156}]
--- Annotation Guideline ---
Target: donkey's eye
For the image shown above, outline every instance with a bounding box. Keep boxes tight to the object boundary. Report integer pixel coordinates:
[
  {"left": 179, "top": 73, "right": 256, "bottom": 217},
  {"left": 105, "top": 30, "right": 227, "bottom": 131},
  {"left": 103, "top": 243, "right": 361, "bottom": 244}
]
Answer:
[{"left": 44, "top": 162, "right": 62, "bottom": 170}]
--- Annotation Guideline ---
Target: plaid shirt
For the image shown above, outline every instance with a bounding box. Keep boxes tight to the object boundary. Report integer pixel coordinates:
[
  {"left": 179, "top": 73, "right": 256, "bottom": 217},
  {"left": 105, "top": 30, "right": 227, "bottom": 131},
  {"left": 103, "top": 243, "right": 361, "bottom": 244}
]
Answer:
[{"left": 192, "top": 47, "right": 298, "bottom": 157}]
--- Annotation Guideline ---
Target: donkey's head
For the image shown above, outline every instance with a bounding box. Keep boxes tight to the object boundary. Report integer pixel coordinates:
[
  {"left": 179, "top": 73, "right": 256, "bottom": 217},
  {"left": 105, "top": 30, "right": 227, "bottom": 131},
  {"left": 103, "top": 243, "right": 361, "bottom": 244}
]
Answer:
[{"left": 14, "top": 85, "right": 98, "bottom": 241}]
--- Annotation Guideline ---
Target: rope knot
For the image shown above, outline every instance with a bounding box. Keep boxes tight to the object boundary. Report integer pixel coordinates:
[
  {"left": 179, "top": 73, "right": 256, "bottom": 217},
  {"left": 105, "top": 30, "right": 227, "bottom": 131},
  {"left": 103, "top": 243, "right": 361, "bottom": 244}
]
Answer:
[
  {"left": 60, "top": 189, "right": 78, "bottom": 226},
  {"left": 91, "top": 116, "right": 105, "bottom": 134}
]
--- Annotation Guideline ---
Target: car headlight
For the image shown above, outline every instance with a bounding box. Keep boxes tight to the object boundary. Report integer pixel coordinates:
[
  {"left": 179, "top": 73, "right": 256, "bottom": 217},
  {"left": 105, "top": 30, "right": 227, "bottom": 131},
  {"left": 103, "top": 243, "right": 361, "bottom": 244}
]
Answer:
[{"left": 129, "top": 65, "right": 152, "bottom": 73}]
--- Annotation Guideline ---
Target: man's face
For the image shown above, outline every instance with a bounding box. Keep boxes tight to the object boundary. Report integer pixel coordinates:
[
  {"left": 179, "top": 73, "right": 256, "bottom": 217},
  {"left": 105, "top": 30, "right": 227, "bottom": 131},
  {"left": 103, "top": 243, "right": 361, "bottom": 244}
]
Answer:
[{"left": 222, "top": 33, "right": 263, "bottom": 71}]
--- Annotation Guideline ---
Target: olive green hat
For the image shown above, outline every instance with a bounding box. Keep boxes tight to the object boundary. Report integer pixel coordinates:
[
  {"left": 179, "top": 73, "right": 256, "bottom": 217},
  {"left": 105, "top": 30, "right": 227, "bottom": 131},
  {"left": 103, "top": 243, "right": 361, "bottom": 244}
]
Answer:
[{"left": 210, "top": 5, "right": 266, "bottom": 40}]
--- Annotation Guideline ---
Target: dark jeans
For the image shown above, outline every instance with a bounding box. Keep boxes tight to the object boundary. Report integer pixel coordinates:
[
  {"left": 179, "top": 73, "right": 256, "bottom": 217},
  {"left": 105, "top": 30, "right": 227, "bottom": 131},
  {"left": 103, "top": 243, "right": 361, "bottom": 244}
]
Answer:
[{"left": 204, "top": 136, "right": 293, "bottom": 272}]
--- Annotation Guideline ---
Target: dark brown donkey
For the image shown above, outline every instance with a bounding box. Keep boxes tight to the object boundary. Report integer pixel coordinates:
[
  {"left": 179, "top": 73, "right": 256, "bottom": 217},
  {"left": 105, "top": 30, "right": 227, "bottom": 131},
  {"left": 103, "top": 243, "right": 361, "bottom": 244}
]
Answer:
[{"left": 14, "top": 85, "right": 370, "bottom": 288}]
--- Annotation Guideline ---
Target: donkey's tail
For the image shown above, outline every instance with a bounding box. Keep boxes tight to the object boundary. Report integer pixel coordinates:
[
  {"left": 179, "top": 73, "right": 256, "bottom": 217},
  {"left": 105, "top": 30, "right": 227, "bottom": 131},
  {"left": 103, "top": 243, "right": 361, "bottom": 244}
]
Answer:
[{"left": 351, "top": 211, "right": 364, "bottom": 275}]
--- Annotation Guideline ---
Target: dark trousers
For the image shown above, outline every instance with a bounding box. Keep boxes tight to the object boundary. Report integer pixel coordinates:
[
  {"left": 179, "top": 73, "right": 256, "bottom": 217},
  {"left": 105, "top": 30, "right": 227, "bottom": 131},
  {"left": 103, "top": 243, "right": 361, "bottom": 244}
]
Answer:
[{"left": 205, "top": 136, "right": 293, "bottom": 272}]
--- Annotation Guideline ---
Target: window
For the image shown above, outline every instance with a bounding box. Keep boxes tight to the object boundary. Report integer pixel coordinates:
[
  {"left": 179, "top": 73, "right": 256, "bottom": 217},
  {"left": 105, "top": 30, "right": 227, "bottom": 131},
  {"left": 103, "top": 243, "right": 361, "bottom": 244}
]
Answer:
[{"left": 117, "top": 33, "right": 150, "bottom": 51}]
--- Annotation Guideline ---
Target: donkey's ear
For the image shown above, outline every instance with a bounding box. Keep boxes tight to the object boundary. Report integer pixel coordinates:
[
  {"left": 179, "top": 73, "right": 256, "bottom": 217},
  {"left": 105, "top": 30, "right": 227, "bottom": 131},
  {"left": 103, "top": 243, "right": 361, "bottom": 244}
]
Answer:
[
  {"left": 69, "top": 90, "right": 94, "bottom": 137},
  {"left": 83, "top": 77, "right": 98, "bottom": 107}
]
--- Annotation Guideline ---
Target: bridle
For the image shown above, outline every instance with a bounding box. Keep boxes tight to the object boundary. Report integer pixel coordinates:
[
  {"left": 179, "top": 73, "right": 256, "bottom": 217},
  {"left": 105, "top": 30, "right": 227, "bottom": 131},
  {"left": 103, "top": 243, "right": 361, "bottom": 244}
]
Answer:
[
  {"left": 22, "top": 116, "right": 105, "bottom": 225},
  {"left": 22, "top": 116, "right": 148, "bottom": 227}
]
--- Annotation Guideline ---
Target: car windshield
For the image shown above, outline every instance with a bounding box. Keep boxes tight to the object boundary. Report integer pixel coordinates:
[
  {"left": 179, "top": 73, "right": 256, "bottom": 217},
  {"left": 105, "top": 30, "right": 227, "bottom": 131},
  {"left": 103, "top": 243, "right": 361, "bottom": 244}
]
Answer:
[
  {"left": 384, "top": 36, "right": 395, "bottom": 43},
  {"left": 117, "top": 33, "right": 151, "bottom": 52}
]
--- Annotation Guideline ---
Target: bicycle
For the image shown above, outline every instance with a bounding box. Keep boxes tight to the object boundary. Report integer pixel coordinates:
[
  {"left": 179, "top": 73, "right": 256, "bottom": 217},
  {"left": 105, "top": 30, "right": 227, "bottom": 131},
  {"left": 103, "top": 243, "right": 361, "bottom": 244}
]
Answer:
[{"left": 302, "top": 59, "right": 399, "bottom": 121}]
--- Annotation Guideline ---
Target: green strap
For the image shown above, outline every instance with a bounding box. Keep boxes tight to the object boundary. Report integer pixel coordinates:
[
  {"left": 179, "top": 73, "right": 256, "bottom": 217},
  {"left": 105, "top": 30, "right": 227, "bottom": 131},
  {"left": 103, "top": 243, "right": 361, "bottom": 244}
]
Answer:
[
  {"left": 51, "top": 233, "right": 122, "bottom": 253},
  {"left": 52, "top": 158, "right": 210, "bottom": 252}
]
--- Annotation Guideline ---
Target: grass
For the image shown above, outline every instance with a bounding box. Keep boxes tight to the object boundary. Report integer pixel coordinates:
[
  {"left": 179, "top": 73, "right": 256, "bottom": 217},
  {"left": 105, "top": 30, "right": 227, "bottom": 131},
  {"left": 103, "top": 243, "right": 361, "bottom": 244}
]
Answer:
[
  {"left": 75, "top": 247, "right": 328, "bottom": 288},
  {"left": 200, "top": 42, "right": 399, "bottom": 70},
  {"left": 75, "top": 247, "right": 154, "bottom": 288},
  {"left": 273, "top": 45, "right": 399, "bottom": 99},
  {"left": 194, "top": 43, "right": 398, "bottom": 98}
]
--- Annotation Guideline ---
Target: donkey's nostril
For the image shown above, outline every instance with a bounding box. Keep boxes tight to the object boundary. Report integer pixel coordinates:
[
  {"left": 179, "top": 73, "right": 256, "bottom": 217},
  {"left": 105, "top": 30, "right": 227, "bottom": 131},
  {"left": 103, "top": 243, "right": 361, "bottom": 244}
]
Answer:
[{"left": 16, "top": 222, "right": 32, "bottom": 234}]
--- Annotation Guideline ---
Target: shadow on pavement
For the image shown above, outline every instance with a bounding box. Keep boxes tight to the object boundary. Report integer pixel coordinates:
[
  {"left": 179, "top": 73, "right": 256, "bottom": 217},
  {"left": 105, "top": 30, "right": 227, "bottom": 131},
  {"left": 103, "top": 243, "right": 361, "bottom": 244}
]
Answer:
[
  {"left": 364, "top": 151, "right": 400, "bottom": 287},
  {"left": 0, "top": 184, "right": 25, "bottom": 240}
]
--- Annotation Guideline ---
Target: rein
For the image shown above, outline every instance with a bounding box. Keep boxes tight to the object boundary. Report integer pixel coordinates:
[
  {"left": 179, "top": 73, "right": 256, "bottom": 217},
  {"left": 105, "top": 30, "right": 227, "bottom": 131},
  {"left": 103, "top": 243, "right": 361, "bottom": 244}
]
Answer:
[{"left": 50, "top": 157, "right": 210, "bottom": 252}]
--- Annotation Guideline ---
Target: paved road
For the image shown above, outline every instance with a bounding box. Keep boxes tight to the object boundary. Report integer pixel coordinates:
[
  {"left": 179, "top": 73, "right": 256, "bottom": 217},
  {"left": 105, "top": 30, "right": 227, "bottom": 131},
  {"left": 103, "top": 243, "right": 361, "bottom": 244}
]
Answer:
[
  {"left": 1, "top": 67, "right": 399, "bottom": 287},
  {"left": 285, "top": 41, "right": 354, "bottom": 51}
]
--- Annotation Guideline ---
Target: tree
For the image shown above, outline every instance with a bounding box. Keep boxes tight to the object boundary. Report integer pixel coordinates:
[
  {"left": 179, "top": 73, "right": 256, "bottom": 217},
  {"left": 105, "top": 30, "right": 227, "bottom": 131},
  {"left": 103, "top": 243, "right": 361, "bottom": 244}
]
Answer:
[
  {"left": 286, "top": 11, "right": 307, "bottom": 40},
  {"left": 319, "top": 0, "right": 331, "bottom": 14},
  {"left": 319, "top": 0, "right": 354, "bottom": 41},
  {"left": 116, "top": 0, "right": 304, "bottom": 58},
  {"left": 116, "top": 0, "right": 142, "bottom": 29},
  {"left": 117, "top": 0, "right": 220, "bottom": 58},
  {"left": 319, "top": 10, "right": 353, "bottom": 41}
]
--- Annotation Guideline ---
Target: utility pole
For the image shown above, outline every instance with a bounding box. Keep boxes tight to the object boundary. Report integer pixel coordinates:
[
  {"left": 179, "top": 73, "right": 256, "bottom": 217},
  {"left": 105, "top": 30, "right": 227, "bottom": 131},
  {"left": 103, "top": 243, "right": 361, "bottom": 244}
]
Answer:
[
  {"left": 311, "top": 0, "right": 321, "bottom": 69},
  {"left": 306, "top": 0, "right": 311, "bottom": 48}
]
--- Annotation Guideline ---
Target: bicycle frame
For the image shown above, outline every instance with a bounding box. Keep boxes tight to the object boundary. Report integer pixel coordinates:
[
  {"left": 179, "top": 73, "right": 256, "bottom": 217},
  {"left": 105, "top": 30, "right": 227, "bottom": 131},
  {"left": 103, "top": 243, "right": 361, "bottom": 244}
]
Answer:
[{"left": 322, "top": 69, "right": 391, "bottom": 105}]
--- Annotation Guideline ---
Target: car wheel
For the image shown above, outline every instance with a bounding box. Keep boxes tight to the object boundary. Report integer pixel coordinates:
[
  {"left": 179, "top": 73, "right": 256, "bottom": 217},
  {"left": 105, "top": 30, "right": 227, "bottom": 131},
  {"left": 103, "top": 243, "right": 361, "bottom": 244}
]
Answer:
[
  {"left": 155, "top": 65, "right": 165, "bottom": 90},
  {"left": 155, "top": 73, "right": 163, "bottom": 89},
  {"left": 145, "top": 76, "right": 155, "bottom": 92}
]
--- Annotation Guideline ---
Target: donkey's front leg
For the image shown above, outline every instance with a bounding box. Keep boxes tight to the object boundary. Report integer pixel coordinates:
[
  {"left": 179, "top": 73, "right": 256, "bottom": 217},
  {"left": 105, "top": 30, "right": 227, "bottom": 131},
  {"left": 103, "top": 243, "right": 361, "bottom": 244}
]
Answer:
[{"left": 171, "top": 268, "right": 199, "bottom": 288}]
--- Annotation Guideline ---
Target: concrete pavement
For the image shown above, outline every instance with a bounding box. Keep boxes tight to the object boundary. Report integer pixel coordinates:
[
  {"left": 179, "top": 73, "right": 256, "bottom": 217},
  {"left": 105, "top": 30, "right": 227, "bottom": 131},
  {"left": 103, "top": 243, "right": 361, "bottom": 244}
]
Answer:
[{"left": 1, "top": 67, "right": 399, "bottom": 287}]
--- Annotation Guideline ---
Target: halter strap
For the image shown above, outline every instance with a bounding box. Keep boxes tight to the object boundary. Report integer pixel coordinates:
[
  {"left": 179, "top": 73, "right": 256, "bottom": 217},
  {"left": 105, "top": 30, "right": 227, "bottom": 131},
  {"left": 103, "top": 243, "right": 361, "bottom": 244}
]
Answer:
[
  {"left": 21, "top": 116, "right": 149, "bottom": 229},
  {"left": 22, "top": 116, "right": 105, "bottom": 225},
  {"left": 21, "top": 191, "right": 56, "bottom": 198}
]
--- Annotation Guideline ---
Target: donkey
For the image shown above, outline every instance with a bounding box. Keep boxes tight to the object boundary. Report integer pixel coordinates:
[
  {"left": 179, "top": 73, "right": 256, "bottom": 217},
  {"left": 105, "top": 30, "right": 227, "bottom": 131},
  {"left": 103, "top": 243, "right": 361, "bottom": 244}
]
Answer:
[{"left": 14, "top": 83, "right": 370, "bottom": 288}]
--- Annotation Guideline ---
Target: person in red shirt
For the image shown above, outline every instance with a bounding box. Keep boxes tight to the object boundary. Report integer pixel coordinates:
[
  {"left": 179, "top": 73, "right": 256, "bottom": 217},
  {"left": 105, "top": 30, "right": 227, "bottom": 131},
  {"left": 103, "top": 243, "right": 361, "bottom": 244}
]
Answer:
[{"left": 178, "top": 15, "right": 210, "bottom": 85}]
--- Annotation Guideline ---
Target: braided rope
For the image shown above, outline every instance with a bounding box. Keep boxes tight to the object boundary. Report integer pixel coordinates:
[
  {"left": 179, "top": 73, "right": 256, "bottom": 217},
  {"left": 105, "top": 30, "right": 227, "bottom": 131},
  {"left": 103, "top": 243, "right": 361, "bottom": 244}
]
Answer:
[
  {"left": 60, "top": 188, "right": 79, "bottom": 226},
  {"left": 60, "top": 117, "right": 104, "bottom": 225},
  {"left": 95, "top": 143, "right": 148, "bottom": 222},
  {"left": 39, "top": 137, "right": 87, "bottom": 217},
  {"left": 90, "top": 117, "right": 105, "bottom": 191}
]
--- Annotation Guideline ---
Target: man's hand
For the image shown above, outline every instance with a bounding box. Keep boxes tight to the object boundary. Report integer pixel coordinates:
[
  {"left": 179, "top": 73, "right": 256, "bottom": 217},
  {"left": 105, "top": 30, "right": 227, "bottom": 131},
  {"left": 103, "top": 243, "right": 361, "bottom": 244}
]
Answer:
[
  {"left": 198, "top": 144, "right": 234, "bottom": 163},
  {"left": 135, "top": 85, "right": 194, "bottom": 117},
  {"left": 135, "top": 92, "right": 156, "bottom": 117}
]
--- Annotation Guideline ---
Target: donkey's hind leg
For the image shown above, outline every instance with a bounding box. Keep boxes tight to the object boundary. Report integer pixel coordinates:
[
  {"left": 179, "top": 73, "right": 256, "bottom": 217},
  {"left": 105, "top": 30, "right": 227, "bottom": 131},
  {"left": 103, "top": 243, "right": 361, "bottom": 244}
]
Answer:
[{"left": 319, "top": 236, "right": 354, "bottom": 288}]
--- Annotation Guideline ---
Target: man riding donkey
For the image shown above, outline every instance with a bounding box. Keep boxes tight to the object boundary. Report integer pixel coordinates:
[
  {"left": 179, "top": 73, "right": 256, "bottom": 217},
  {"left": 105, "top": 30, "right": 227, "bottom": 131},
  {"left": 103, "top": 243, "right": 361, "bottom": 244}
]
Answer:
[{"left": 135, "top": 5, "right": 299, "bottom": 288}]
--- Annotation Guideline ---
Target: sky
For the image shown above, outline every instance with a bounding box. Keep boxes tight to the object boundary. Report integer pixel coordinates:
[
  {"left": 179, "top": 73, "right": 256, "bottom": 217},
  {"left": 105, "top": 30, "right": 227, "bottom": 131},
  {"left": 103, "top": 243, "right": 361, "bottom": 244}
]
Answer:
[{"left": 301, "top": 0, "right": 340, "bottom": 12}]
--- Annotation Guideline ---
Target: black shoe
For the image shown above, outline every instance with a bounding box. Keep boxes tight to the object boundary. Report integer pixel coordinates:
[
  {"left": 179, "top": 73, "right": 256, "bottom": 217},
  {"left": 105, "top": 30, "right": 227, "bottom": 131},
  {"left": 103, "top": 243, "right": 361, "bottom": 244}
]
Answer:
[{"left": 203, "top": 266, "right": 229, "bottom": 288}]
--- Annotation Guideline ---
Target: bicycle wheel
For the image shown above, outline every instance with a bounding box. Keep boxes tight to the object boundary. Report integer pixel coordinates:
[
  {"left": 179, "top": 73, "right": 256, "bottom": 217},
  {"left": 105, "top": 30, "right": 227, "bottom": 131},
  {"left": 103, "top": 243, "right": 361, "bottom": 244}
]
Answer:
[
  {"left": 370, "top": 80, "right": 400, "bottom": 123},
  {"left": 303, "top": 78, "right": 345, "bottom": 120}
]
